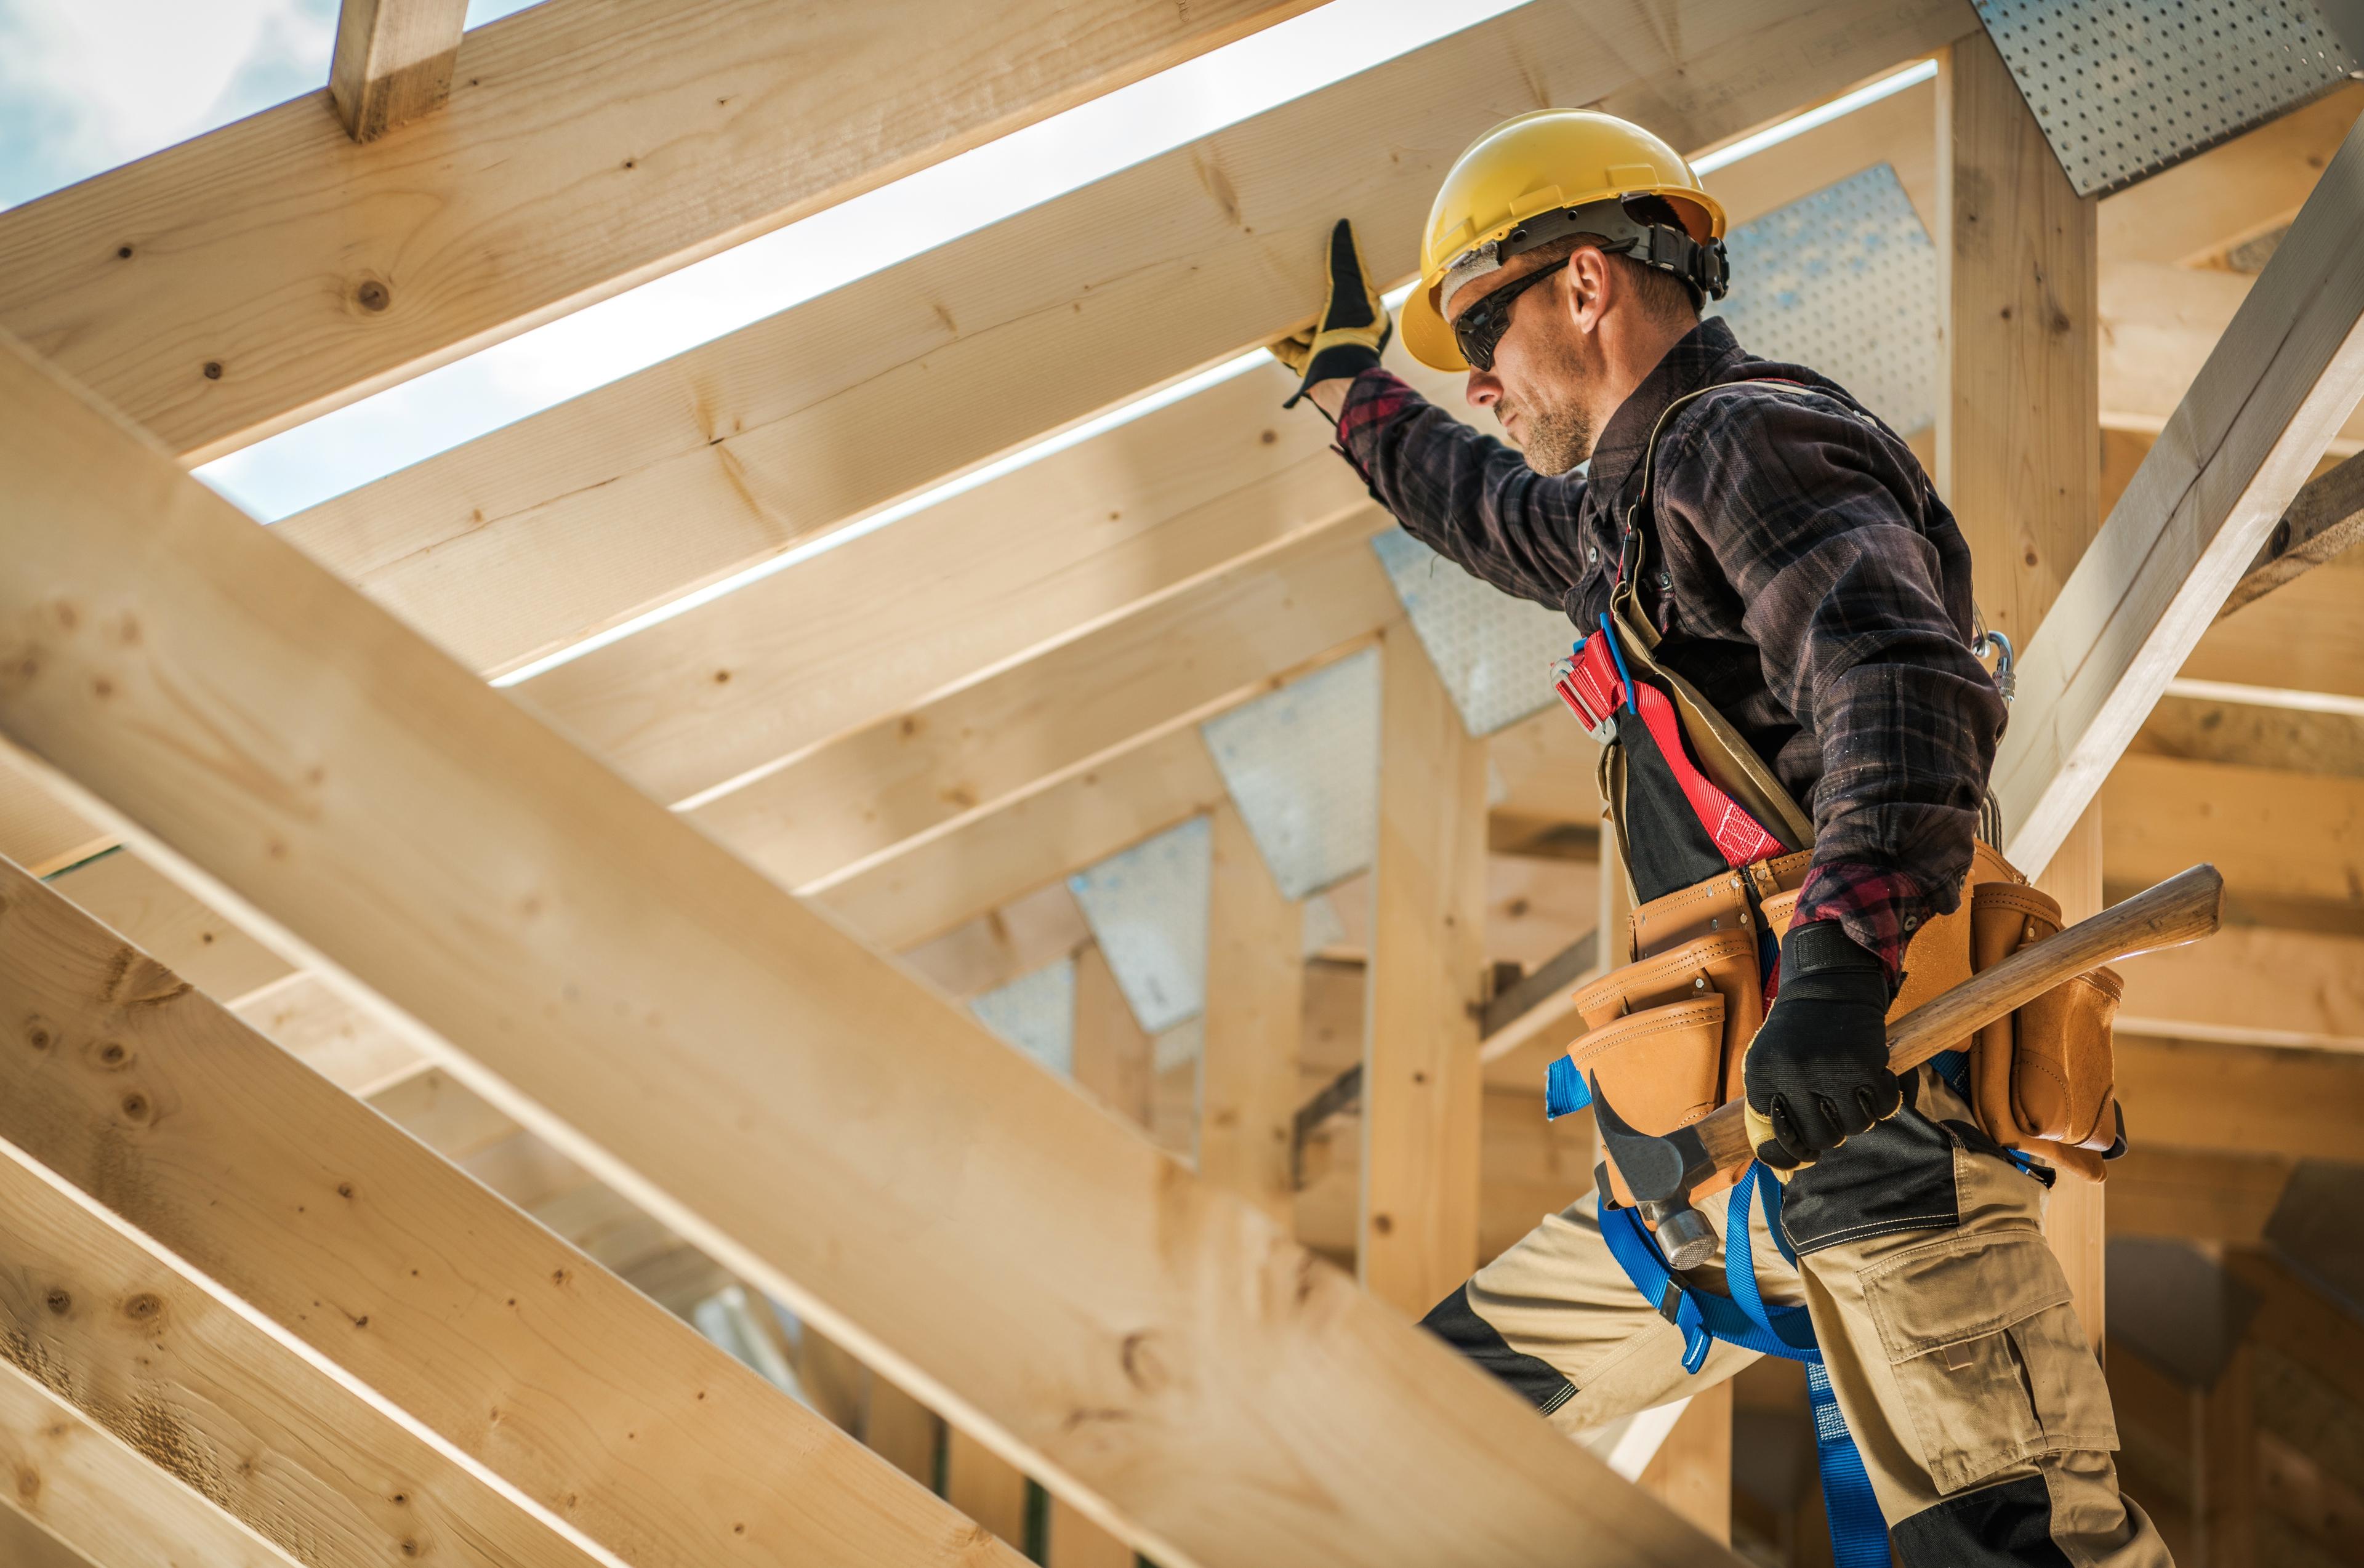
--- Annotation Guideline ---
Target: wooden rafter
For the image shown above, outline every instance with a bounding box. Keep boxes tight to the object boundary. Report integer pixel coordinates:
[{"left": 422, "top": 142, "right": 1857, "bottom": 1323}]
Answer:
[
  {"left": 0, "top": 333, "right": 1730, "bottom": 1568},
  {"left": 0, "top": 856, "right": 1028, "bottom": 1568},
  {"left": 273, "top": 0, "right": 1976, "bottom": 679},
  {"left": 0, "top": 0, "right": 1322, "bottom": 461},
  {"left": 520, "top": 360, "right": 1361, "bottom": 805},
  {"left": 1992, "top": 110, "right": 2364, "bottom": 873},
  {"left": 689, "top": 510, "right": 1399, "bottom": 887},
  {"left": 0, "top": 1357, "right": 298, "bottom": 1568},
  {"left": 2217, "top": 449, "right": 2364, "bottom": 616},
  {"left": 329, "top": 0, "right": 471, "bottom": 141},
  {"left": 0, "top": 1133, "right": 605, "bottom": 1568}
]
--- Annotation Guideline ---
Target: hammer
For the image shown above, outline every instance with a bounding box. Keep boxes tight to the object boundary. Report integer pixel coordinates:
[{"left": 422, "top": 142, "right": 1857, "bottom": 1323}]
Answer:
[{"left": 1590, "top": 862, "right": 2226, "bottom": 1269}]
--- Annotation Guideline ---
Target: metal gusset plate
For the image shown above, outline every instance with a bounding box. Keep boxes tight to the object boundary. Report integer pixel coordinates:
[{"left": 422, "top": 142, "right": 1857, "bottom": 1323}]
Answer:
[
  {"left": 1370, "top": 527, "right": 1574, "bottom": 737},
  {"left": 1067, "top": 816, "right": 1210, "bottom": 1034},
  {"left": 1975, "top": 0, "right": 2358, "bottom": 198},
  {"left": 1200, "top": 648, "right": 1380, "bottom": 901},
  {"left": 969, "top": 955, "right": 1077, "bottom": 1075},
  {"left": 1713, "top": 163, "right": 1939, "bottom": 435}
]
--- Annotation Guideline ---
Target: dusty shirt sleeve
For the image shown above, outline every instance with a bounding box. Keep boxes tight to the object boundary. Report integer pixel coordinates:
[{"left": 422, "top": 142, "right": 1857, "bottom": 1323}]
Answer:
[
  {"left": 1332, "top": 368, "right": 1596, "bottom": 613},
  {"left": 1647, "top": 392, "right": 2005, "bottom": 983}
]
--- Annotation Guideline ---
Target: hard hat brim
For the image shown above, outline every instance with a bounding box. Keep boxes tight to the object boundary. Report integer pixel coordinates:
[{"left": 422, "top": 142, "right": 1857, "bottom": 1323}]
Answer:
[{"left": 1399, "top": 286, "right": 1467, "bottom": 373}]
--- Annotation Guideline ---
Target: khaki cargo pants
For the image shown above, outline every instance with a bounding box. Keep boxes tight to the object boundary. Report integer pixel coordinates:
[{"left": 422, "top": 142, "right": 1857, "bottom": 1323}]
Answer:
[{"left": 1421, "top": 1070, "right": 2171, "bottom": 1566}]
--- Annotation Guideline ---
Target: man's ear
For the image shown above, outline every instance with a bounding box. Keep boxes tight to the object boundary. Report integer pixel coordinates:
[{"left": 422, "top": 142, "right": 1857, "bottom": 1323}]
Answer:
[{"left": 1564, "top": 246, "right": 1610, "bottom": 332}]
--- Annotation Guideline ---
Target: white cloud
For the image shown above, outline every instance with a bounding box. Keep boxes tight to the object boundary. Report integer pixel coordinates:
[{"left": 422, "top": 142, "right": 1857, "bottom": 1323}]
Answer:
[
  {"left": 0, "top": 0, "right": 332, "bottom": 206},
  {"left": 0, "top": 0, "right": 541, "bottom": 208}
]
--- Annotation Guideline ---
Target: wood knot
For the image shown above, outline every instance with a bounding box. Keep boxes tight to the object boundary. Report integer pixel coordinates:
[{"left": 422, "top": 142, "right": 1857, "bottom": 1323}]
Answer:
[
  {"left": 1119, "top": 1330, "right": 1170, "bottom": 1396},
  {"left": 355, "top": 280, "right": 391, "bottom": 313},
  {"left": 43, "top": 1289, "right": 69, "bottom": 1315},
  {"left": 121, "top": 1293, "right": 162, "bottom": 1324},
  {"left": 23, "top": 1016, "right": 54, "bottom": 1052},
  {"left": 119, "top": 1092, "right": 150, "bottom": 1122},
  {"left": 201, "top": 360, "right": 223, "bottom": 380}
]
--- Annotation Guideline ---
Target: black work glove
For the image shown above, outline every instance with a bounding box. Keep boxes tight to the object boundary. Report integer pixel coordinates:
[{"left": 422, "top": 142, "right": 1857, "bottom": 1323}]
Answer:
[
  {"left": 1743, "top": 922, "right": 1903, "bottom": 1173},
  {"left": 1271, "top": 219, "right": 1391, "bottom": 409}
]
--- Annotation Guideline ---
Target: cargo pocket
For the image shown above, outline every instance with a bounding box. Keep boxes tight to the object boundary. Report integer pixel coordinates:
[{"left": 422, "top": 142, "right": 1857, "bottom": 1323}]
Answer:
[{"left": 1860, "top": 1229, "right": 2117, "bottom": 1494}]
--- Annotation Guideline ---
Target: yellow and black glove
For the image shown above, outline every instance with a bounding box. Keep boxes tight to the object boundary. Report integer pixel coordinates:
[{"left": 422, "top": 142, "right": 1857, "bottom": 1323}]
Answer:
[
  {"left": 1272, "top": 218, "right": 1392, "bottom": 409},
  {"left": 1743, "top": 922, "right": 1902, "bottom": 1175}
]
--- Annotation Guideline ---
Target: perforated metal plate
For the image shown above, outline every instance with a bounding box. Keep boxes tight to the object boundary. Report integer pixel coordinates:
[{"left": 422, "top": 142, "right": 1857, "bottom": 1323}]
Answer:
[
  {"left": 969, "top": 955, "right": 1076, "bottom": 1075},
  {"left": 1067, "top": 816, "right": 1210, "bottom": 1034},
  {"left": 1371, "top": 528, "right": 1574, "bottom": 737},
  {"left": 1200, "top": 648, "right": 1380, "bottom": 901},
  {"left": 1976, "top": 0, "right": 2358, "bottom": 198},
  {"left": 1712, "top": 163, "right": 1938, "bottom": 435}
]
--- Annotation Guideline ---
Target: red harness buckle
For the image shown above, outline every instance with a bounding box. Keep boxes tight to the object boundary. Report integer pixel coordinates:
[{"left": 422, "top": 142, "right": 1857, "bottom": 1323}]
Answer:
[{"left": 1553, "top": 631, "right": 1626, "bottom": 742}]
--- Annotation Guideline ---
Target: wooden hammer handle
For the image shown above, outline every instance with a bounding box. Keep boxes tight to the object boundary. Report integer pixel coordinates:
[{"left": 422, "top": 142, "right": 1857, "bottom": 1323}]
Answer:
[{"left": 1689, "top": 862, "right": 2225, "bottom": 1176}]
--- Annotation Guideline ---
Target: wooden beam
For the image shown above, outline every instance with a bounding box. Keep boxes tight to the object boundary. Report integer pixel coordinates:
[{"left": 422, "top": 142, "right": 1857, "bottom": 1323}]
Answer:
[
  {"left": 2035, "top": 808, "right": 2107, "bottom": 1341},
  {"left": 42, "top": 848, "right": 289, "bottom": 1000},
  {"left": 2099, "top": 263, "right": 2364, "bottom": 456},
  {"left": 0, "top": 0, "right": 1321, "bottom": 462},
  {"left": 518, "top": 359, "right": 1359, "bottom": 801},
  {"left": 944, "top": 1429, "right": 1030, "bottom": 1554},
  {"left": 2220, "top": 1249, "right": 2364, "bottom": 1413},
  {"left": 329, "top": 0, "right": 472, "bottom": 142},
  {"left": 1939, "top": 28, "right": 2107, "bottom": 1325},
  {"left": 816, "top": 723, "right": 1224, "bottom": 954},
  {"left": 2179, "top": 567, "right": 2364, "bottom": 709},
  {"left": 0, "top": 1357, "right": 299, "bottom": 1568},
  {"left": 1936, "top": 27, "right": 2101, "bottom": 650},
  {"left": 1992, "top": 110, "right": 2364, "bottom": 872},
  {"left": 1199, "top": 802, "right": 1301, "bottom": 1227},
  {"left": 2115, "top": 1036, "right": 2364, "bottom": 1161},
  {"left": 0, "top": 858, "right": 1027, "bottom": 1568},
  {"left": 2219, "top": 449, "right": 2364, "bottom": 617},
  {"left": 2102, "top": 755, "right": 2364, "bottom": 915},
  {"left": 0, "top": 1137, "right": 604, "bottom": 1568},
  {"left": 2198, "top": 1346, "right": 2257, "bottom": 1568},
  {"left": 0, "top": 1505, "right": 94, "bottom": 1568},
  {"left": 0, "top": 332, "right": 1731, "bottom": 1568},
  {"left": 1360, "top": 630, "right": 1489, "bottom": 1316},
  {"left": 1071, "top": 942, "right": 1156, "bottom": 1132},
  {"left": 2259, "top": 1430, "right": 2364, "bottom": 1566},
  {"left": 2102, "top": 1148, "right": 2292, "bottom": 1245},
  {"left": 2099, "top": 85, "right": 2364, "bottom": 267},
  {"left": 690, "top": 510, "right": 1397, "bottom": 888},
  {"left": 229, "top": 968, "right": 431, "bottom": 1093},
  {"left": 1636, "top": 1383, "right": 1732, "bottom": 1546},
  {"left": 273, "top": 0, "right": 1977, "bottom": 677},
  {"left": 2114, "top": 923, "right": 2364, "bottom": 1051},
  {"left": 0, "top": 757, "right": 104, "bottom": 878}
]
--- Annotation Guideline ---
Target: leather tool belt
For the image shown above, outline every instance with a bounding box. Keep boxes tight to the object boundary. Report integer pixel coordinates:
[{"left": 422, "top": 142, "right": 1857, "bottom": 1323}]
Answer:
[{"left": 1551, "top": 380, "right": 2123, "bottom": 1205}]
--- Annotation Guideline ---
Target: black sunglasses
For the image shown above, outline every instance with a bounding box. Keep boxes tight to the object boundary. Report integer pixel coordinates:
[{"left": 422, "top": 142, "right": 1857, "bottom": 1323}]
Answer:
[{"left": 1452, "top": 256, "right": 1572, "bottom": 372}]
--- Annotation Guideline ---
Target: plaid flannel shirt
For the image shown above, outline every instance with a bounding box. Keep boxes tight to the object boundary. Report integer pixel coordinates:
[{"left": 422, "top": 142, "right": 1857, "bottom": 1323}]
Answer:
[{"left": 1332, "top": 319, "right": 2006, "bottom": 984}]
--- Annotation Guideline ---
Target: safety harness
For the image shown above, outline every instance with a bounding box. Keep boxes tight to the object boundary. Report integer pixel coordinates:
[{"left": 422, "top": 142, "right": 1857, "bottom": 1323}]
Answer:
[{"left": 1552, "top": 379, "right": 1897, "bottom": 1566}]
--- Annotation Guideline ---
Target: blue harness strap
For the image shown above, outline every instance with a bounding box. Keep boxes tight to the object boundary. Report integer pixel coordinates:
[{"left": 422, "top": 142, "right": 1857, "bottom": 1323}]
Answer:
[{"left": 1597, "top": 1165, "right": 1891, "bottom": 1565}]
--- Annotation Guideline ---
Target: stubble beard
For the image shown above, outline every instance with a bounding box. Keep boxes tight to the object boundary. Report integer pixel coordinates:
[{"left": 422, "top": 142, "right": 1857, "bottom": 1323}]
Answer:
[{"left": 1509, "top": 396, "right": 1594, "bottom": 476}]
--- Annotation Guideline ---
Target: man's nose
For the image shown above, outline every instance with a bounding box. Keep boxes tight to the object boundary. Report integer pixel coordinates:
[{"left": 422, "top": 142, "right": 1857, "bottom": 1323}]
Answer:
[{"left": 1463, "top": 370, "right": 1501, "bottom": 410}]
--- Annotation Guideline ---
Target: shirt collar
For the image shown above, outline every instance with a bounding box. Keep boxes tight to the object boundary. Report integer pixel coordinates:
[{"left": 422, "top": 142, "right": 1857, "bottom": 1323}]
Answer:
[{"left": 1583, "top": 317, "right": 1749, "bottom": 504}]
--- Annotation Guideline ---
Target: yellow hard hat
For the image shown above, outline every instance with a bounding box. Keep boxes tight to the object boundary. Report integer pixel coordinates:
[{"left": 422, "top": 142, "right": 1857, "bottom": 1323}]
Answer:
[{"left": 1399, "top": 108, "right": 1729, "bottom": 372}]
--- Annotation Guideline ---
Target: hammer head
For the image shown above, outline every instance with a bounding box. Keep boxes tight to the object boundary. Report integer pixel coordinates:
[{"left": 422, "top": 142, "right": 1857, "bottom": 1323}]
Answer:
[{"left": 1590, "top": 1074, "right": 1722, "bottom": 1271}]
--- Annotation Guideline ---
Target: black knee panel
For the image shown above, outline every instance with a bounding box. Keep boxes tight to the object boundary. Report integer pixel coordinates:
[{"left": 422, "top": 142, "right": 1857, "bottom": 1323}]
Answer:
[{"left": 1417, "top": 1284, "right": 1577, "bottom": 1418}]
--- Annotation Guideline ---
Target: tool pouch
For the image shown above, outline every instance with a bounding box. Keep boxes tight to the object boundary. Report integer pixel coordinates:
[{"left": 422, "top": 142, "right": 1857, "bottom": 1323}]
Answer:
[
  {"left": 1572, "top": 927, "right": 1764, "bottom": 1207},
  {"left": 1968, "top": 883, "right": 2125, "bottom": 1183}
]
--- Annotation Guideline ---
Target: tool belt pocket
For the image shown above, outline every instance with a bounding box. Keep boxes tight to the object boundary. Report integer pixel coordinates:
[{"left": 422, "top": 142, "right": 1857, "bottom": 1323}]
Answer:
[
  {"left": 1968, "top": 883, "right": 2125, "bottom": 1182},
  {"left": 1564, "top": 996, "right": 1724, "bottom": 1207},
  {"left": 1572, "top": 927, "right": 1765, "bottom": 1206}
]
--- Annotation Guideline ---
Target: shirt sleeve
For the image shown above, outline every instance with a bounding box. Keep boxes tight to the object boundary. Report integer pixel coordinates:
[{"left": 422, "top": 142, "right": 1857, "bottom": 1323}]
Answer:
[
  {"left": 1650, "top": 392, "right": 2005, "bottom": 984},
  {"left": 1332, "top": 368, "right": 1594, "bottom": 612}
]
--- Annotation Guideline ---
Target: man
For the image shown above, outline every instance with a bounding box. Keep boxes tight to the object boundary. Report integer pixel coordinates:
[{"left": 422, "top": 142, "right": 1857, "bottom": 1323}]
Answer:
[{"left": 1275, "top": 109, "right": 2165, "bottom": 1566}]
